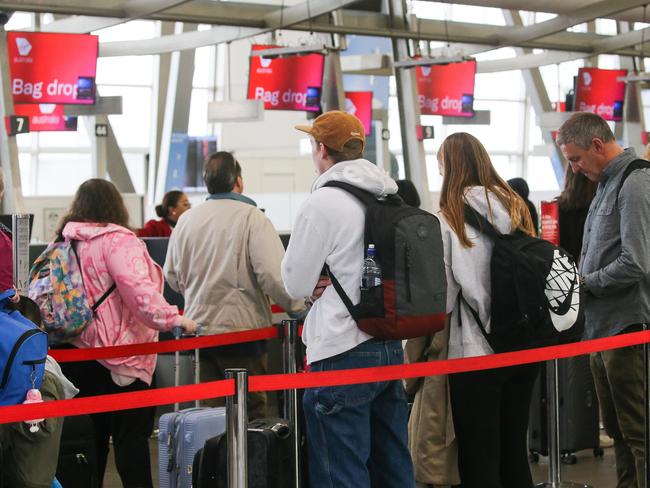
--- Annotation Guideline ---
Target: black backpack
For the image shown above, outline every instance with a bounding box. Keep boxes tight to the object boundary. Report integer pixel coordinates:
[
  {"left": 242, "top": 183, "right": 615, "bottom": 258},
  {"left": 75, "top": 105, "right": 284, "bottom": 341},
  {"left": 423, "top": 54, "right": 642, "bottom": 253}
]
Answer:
[
  {"left": 323, "top": 181, "right": 447, "bottom": 340},
  {"left": 461, "top": 204, "right": 584, "bottom": 353}
]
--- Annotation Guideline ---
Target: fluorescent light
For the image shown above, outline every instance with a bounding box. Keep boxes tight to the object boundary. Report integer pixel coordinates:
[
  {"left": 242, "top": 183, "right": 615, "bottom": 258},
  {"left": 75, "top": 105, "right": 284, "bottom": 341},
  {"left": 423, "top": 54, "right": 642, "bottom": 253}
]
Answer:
[
  {"left": 207, "top": 99, "right": 264, "bottom": 122},
  {"left": 250, "top": 44, "right": 331, "bottom": 59},
  {"left": 617, "top": 73, "right": 650, "bottom": 83},
  {"left": 394, "top": 56, "right": 467, "bottom": 69}
]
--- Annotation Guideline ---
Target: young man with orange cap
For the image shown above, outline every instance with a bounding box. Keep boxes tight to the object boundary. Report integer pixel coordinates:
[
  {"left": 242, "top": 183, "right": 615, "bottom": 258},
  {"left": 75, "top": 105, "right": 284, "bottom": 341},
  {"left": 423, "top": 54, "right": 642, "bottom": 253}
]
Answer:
[{"left": 281, "top": 111, "right": 415, "bottom": 487}]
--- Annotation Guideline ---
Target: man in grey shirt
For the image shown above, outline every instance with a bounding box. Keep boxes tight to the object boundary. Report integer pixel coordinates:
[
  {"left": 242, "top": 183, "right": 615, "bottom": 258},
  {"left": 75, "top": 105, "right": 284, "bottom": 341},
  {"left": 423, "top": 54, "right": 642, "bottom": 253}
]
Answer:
[{"left": 558, "top": 112, "right": 650, "bottom": 488}]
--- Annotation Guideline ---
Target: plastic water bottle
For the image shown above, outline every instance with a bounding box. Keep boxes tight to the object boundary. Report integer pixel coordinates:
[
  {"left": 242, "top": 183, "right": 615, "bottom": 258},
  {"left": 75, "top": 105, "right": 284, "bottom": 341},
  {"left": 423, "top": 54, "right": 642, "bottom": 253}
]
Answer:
[{"left": 362, "top": 244, "right": 382, "bottom": 289}]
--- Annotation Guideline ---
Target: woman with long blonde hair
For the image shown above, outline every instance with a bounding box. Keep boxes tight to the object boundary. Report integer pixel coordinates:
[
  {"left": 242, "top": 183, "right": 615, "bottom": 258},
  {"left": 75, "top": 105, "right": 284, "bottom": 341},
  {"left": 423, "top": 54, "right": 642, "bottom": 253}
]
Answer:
[{"left": 438, "top": 132, "right": 539, "bottom": 488}]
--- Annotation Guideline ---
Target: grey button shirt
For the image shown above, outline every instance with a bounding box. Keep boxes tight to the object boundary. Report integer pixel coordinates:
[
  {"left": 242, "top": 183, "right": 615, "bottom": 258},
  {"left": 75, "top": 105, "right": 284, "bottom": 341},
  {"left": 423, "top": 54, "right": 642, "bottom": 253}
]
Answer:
[{"left": 580, "top": 148, "right": 650, "bottom": 339}]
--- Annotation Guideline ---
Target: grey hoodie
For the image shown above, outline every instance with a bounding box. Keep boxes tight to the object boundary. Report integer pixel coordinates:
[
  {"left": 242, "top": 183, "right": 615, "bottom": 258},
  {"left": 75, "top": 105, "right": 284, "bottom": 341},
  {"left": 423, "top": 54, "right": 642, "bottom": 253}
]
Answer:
[
  {"left": 441, "top": 187, "right": 513, "bottom": 359},
  {"left": 282, "top": 159, "right": 398, "bottom": 364}
]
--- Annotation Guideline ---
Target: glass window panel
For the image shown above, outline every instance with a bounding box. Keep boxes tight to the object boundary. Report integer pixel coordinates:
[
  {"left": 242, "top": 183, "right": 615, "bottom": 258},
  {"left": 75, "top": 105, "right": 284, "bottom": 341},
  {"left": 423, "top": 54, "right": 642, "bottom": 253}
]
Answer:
[
  {"left": 93, "top": 20, "right": 156, "bottom": 42},
  {"left": 188, "top": 89, "right": 211, "bottom": 137},
  {"left": 491, "top": 155, "right": 517, "bottom": 180},
  {"left": 474, "top": 71, "right": 524, "bottom": 101},
  {"left": 122, "top": 152, "right": 147, "bottom": 195},
  {"left": 5, "top": 12, "right": 32, "bottom": 30},
  {"left": 18, "top": 153, "right": 34, "bottom": 196},
  {"left": 539, "top": 60, "right": 584, "bottom": 104},
  {"left": 38, "top": 126, "right": 91, "bottom": 148},
  {"left": 597, "top": 55, "right": 620, "bottom": 70},
  {"left": 36, "top": 154, "right": 92, "bottom": 195},
  {"left": 96, "top": 56, "right": 154, "bottom": 86},
  {"left": 527, "top": 156, "right": 561, "bottom": 191},
  {"left": 193, "top": 44, "right": 214, "bottom": 89},
  {"left": 101, "top": 86, "right": 152, "bottom": 148}
]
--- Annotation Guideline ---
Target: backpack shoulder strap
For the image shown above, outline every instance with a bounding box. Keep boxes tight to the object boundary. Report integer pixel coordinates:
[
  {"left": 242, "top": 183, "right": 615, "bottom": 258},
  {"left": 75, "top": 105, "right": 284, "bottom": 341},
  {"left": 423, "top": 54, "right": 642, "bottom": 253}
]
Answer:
[
  {"left": 322, "top": 181, "right": 377, "bottom": 207},
  {"left": 462, "top": 204, "right": 502, "bottom": 240},
  {"left": 323, "top": 264, "right": 358, "bottom": 320},
  {"left": 616, "top": 158, "right": 650, "bottom": 201}
]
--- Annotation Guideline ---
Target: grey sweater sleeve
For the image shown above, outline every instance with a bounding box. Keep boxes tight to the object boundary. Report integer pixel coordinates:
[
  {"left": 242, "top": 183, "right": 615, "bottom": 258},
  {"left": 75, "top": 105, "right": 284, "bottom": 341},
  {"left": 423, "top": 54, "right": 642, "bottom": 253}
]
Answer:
[{"left": 584, "top": 170, "right": 650, "bottom": 296}]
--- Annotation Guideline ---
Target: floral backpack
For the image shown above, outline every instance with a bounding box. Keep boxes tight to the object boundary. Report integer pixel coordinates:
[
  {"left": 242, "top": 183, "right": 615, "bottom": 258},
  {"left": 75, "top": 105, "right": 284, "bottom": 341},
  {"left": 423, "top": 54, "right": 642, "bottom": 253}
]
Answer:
[{"left": 28, "top": 240, "right": 115, "bottom": 345}]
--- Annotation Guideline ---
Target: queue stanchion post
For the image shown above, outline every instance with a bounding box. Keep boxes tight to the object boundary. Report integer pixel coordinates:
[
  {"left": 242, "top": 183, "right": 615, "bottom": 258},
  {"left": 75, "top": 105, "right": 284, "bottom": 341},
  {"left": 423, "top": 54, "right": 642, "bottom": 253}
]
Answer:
[
  {"left": 535, "top": 358, "right": 591, "bottom": 488},
  {"left": 172, "top": 326, "right": 182, "bottom": 411},
  {"left": 11, "top": 214, "right": 31, "bottom": 294},
  {"left": 282, "top": 319, "right": 302, "bottom": 488},
  {"left": 194, "top": 324, "right": 203, "bottom": 408},
  {"left": 226, "top": 368, "right": 248, "bottom": 488}
]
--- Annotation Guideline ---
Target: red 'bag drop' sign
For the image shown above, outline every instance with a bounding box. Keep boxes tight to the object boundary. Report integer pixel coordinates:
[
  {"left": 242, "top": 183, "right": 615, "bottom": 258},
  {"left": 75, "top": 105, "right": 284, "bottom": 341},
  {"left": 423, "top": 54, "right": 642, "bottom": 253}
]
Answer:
[
  {"left": 247, "top": 45, "right": 325, "bottom": 112},
  {"left": 7, "top": 32, "right": 98, "bottom": 105},
  {"left": 540, "top": 201, "right": 560, "bottom": 246},
  {"left": 574, "top": 67, "right": 627, "bottom": 122},
  {"left": 344, "top": 91, "right": 373, "bottom": 136},
  {"left": 416, "top": 59, "right": 476, "bottom": 117}
]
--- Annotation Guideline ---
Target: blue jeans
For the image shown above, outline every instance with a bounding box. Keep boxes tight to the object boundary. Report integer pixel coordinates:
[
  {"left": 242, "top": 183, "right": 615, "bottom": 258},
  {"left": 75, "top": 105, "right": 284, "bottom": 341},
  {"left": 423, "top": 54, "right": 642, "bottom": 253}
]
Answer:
[{"left": 303, "top": 339, "right": 415, "bottom": 488}]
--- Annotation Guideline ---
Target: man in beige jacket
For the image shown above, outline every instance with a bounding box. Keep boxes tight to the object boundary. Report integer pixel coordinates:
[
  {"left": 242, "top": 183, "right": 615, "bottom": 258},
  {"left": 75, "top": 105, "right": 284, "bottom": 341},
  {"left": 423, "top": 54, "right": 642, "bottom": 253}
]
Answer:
[{"left": 164, "top": 151, "right": 303, "bottom": 418}]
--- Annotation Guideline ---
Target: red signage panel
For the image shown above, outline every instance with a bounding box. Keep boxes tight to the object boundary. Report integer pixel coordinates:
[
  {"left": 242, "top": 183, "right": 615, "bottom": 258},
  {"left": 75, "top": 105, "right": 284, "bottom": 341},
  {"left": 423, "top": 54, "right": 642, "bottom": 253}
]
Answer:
[
  {"left": 574, "top": 67, "right": 627, "bottom": 122},
  {"left": 7, "top": 32, "right": 98, "bottom": 105},
  {"left": 247, "top": 45, "right": 325, "bottom": 112},
  {"left": 344, "top": 91, "right": 372, "bottom": 136},
  {"left": 416, "top": 60, "right": 476, "bottom": 117},
  {"left": 540, "top": 201, "right": 560, "bottom": 246},
  {"left": 14, "top": 104, "right": 77, "bottom": 132}
]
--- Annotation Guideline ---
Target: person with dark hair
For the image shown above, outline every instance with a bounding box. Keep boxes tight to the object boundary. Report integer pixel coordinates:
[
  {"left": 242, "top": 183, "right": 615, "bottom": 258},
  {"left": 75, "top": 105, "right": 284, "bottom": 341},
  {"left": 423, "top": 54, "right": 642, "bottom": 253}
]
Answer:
[
  {"left": 52, "top": 178, "right": 196, "bottom": 488},
  {"left": 396, "top": 179, "right": 421, "bottom": 208},
  {"left": 164, "top": 151, "right": 303, "bottom": 419},
  {"left": 558, "top": 112, "right": 650, "bottom": 487},
  {"left": 556, "top": 167, "right": 597, "bottom": 263},
  {"left": 507, "top": 177, "right": 539, "bottom": 235},
  {"left": 137, "top": 190, "right": 191, "bottom": 237}
]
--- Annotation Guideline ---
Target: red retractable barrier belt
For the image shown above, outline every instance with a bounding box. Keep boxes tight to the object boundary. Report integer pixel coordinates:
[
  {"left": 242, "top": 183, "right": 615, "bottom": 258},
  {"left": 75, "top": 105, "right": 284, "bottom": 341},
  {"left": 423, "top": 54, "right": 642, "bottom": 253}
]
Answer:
[
  {"left": 250, "top": 330, "right": 650, "bottom": 393},
  {"left": 48, "top": 326, "right": 280, "bottom": 362},
  {"left": 0, "top": 379, "right": 234, "bottom": 424},
  {"left": 2, "top": 330, "right": 649, "bottom": 425}
]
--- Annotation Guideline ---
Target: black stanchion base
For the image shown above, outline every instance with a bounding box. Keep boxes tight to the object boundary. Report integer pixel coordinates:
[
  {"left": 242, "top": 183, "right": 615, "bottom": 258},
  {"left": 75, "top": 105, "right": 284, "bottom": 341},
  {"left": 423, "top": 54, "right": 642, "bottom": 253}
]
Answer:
[{"left": 535, "top": 482, "right": 592, "bottom": 488}]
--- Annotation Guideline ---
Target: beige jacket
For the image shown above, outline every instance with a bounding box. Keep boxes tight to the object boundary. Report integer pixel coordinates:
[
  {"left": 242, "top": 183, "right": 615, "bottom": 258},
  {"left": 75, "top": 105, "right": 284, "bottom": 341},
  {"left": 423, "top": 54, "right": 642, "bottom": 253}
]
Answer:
[
  {"left": 164, "top": 198, "right": 302, "bottom": 335},
  {"left": 405, "top": 322, "right": 460, "bottom": 487}
]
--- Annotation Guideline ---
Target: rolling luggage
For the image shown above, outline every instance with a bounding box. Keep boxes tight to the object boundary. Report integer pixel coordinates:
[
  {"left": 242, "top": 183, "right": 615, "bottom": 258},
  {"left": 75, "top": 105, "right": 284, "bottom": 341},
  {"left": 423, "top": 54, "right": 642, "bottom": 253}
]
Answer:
[
  {"left": 159, "top": 407, "right": 227, "bottom": 488},
  {"left": 158, "top": 327, "right": 227, "bottom": 488},
  {"left": 55, "top": 415, "right": 99, "bottom": 488},
  {"left": 528, "top": 355, "right": 602, "bottom": 463},
  {"left": 193, "top": 418, "right": 292, "bottom": 488}
]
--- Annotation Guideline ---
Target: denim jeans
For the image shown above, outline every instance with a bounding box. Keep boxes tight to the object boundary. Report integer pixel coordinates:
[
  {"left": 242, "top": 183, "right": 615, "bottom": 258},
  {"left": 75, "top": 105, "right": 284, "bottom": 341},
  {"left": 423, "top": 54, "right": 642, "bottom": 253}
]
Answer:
[{"left": 303, "top": 339, "right": 415, "bottom": 488}]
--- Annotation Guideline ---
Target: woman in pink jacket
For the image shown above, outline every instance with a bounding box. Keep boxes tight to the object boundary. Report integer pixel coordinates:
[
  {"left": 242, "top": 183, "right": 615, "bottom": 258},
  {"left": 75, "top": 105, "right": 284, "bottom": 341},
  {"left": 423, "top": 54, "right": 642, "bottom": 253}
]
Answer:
[{"left": 54, "top": 179, "right": 196, "bottom": 488}]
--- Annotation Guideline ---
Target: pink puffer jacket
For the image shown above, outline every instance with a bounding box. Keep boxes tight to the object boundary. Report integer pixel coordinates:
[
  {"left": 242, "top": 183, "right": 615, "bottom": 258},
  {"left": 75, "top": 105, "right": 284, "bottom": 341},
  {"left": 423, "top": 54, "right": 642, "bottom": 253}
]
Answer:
[{"left": 63, "top": 222, "right": 183, "bottom": 385}]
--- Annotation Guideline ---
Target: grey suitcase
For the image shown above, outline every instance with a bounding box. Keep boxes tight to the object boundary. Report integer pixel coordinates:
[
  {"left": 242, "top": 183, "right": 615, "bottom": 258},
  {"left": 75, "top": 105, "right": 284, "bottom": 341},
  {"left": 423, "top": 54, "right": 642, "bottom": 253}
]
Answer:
[
  {"left": 158, "top": 326, "right": 226, "bottom": 488},
  {"left": 158, "top": 407, "right": 227, "bottom": 488}
]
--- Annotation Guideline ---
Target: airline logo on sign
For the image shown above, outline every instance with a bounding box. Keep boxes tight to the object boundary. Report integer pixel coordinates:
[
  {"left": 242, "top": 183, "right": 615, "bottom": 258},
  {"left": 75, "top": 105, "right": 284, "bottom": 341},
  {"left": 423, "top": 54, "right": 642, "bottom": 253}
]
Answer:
[
  {"left": 14, "top": 103, "right": 78, "bottom": 132},
  {"left": 7, "top": 32, "right": 98, "bottom": 105},
  {"left": 575, "top": 67, "right": 627, "bottom": 121},
  {"left": 15, "top": 37, "right": 32, "bottom": 57},
  {"left": 247, "top": 44, "right": 325, "bottom": 112}
]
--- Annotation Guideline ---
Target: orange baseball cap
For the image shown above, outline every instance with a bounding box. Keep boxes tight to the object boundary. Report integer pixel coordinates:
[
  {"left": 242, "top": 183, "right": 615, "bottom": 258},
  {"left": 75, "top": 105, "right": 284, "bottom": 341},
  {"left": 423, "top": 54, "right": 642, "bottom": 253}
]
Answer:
[{"left": 295, "top": 110, "right": 366, "bottom": 152}]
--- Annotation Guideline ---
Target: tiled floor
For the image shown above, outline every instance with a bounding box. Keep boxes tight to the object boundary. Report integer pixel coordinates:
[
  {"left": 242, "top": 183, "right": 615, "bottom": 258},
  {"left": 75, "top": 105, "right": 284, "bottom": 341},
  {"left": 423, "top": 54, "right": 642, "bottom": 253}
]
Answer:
[{"left": 104, "top": 440, "right": 618, "bottom": 488}]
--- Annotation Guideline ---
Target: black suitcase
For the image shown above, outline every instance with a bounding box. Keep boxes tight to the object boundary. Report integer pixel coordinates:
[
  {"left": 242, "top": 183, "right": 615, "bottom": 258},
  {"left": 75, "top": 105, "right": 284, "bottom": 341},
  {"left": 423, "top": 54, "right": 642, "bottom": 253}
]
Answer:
[
  {"left": 528, "top": 355, "right": 603, "bottom": 463},
  {"left": 56, "top": 415, "right": 99, "bottom": 488},
  {"left": 193, "top": 418, "right": 292, "bottom": 488}
]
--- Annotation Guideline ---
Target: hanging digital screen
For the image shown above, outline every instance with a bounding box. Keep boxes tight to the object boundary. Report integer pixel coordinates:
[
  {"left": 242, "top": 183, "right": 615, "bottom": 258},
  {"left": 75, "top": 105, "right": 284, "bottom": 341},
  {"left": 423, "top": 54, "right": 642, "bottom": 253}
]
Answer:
[
  {"left": 344, "top": 91, "right": 373, "bottom": 136},
  {"left": 574, "top": 67, "right": 627, "bottom": 122},
  {"left": 7, "top": 32, "right": 98, "bottom": 105},
  {"left": 416, "top": 59, "right": 476, "bottom": 117},
  {"left": 14, "top": 104, "right": 77, "bottom": 132},
  {"left": 247, "top": 45, "right": 325, "bottom": 112}
]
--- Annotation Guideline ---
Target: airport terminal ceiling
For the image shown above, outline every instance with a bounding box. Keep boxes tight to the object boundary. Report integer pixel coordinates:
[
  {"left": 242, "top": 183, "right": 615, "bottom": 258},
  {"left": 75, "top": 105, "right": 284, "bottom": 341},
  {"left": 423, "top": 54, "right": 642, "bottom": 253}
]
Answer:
[{"left": 2, "top": 0, "right": 650, "bottom": 57}]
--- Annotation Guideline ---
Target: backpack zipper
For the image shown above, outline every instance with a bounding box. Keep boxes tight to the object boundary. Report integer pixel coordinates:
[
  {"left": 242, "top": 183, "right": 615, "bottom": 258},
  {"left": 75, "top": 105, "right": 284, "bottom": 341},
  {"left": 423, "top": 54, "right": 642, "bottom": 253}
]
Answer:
[
  {"left": 405, "top": 244, "right": 412, "bottom": 302},
  {"left": 0, "top": 329, "right": 42, "bottom": 390}
]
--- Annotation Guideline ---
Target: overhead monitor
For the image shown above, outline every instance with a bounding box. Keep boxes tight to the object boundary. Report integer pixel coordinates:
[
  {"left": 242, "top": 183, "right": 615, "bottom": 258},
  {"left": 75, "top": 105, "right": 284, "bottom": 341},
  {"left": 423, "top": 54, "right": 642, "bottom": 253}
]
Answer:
[
  {"left": 7, "top": 32, "right": 98, "bottom": 105},
  {"left": 14, "top": 104, "right": 78, "bottom": 132},
  {"left": 344, "top": 91, "right": 373, "bottom": 136},
  {"left": 416, "top": 59, "right": 476, "bottom": 118},
  {"left": 247, "top": 44, "right": 325, "bottom": 112},
  {"left": 574, "top": 67, "right": 627, "bottom": 121}
]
